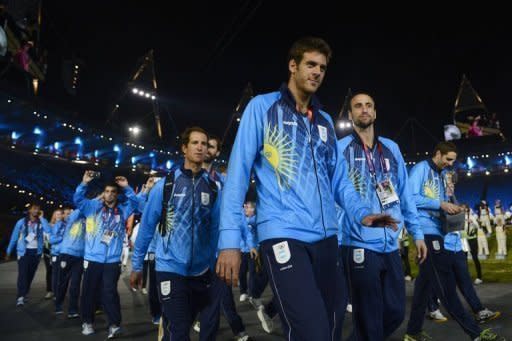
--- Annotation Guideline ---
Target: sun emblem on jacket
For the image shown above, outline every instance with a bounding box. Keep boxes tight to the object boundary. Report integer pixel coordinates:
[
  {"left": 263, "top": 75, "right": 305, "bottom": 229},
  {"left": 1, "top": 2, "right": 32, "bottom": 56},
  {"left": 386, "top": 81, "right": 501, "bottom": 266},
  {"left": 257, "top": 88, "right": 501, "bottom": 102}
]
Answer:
[
  {"left": 262, "top": 123, "right": 297, "bottom": 190},
  {"left": 85, "top": 217, "right": 98, "bottom": 239},
  {"left": 423, "top": 179, "right": 439, "bottom": 199},
  {"left": 69, "top": 220, "right": 84, "bottom": 239}
]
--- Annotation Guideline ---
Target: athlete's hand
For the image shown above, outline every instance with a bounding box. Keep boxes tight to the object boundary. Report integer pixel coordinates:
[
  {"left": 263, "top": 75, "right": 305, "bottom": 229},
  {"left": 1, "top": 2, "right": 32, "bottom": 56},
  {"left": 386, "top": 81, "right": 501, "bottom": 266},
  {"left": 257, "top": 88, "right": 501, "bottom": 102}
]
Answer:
[
  {"left": 129, "top": 271, "right": 142, "bottom": 290},
  {"left": 250, "top": 247, "right": 259, "bottom": 260},
  {"left": 115, "top": 176, "right": 129, "bottom": 188},
  {"left": 441, "top": 202, "right": 463, "bottom": 215},
  {"left": 216, "top": 249, "right": 241, "bottom": 287},
  {"left": 361, "top": 214, "right": 400, "bottom": 231},
  {"left": 415, "top": 239, "right": 428, "bottom": 264}
]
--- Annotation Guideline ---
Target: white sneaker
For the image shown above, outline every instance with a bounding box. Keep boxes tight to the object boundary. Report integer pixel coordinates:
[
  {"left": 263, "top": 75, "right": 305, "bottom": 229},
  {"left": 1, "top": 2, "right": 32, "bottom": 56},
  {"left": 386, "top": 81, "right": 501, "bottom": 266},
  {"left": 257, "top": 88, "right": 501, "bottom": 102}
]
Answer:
[
  {"left": 236, "top": 331, "right": 250, "bottom": 341},
  {"left": 346, "top": 304, "right": 352, "bottom": 313},
  {"left": 404, "top": 275, "right": 412, "bottom": 282},
  {"left": 81, "top": 323, "right": 94, "bottom": 335},
  {"left": 474, "top": 278, "right": 483, "bottom": 285},
  {"left": 107, "top": 325, "right": 122, "bottom": 339},
  {"left": 257, "top": 307, "right": 274, "bottom": 333},
  {"left": 476, "top": 308, "right": 501, "bottom": 323},
  {"left": 193, "top": 321, "right": 200, "bottom": 333},
  {"left": 428, "top": 309, "right": 448, "bottom": 322},
  {"left": 44, "top": 291, "right": 53, "bottom": 299},
  {"left": 239, "top": 293, "right": 248, "bottom": 302},
  {"left": 249, "top": 297, "right": 263, "bottom": 310},
  {"left": 141, "top": 288, "right": 148, "bottom": 295},
  {"left": 16, "top": 297, "right": 24, "bottom": 307}
]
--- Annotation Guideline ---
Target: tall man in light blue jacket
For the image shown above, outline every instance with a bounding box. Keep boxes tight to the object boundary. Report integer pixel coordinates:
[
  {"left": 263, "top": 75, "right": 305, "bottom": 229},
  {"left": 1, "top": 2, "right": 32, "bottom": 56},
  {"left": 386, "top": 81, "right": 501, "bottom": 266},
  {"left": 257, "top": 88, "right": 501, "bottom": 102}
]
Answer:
[{"left": 215, "top": 37, "right": 397, "bottom": 340}]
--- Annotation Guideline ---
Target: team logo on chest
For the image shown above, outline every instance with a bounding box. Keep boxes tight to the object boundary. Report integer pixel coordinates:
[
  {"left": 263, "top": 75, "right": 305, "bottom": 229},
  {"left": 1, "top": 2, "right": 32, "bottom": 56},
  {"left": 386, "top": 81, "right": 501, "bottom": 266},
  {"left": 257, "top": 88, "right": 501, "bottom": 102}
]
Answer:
[
  {"left": 318, "top": 125, "right": 328, "bottom": 142},
  {"left": 201, "top": 192, "right": 210, "bottom": 205}
]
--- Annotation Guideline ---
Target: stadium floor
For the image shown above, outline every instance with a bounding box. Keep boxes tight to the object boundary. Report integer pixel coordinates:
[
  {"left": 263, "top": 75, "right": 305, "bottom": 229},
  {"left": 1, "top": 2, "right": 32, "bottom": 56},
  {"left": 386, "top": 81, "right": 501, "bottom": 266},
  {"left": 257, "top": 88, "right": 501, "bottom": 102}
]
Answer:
[{"left": 0, "top": 260, "right": 510, "bottom": 340}]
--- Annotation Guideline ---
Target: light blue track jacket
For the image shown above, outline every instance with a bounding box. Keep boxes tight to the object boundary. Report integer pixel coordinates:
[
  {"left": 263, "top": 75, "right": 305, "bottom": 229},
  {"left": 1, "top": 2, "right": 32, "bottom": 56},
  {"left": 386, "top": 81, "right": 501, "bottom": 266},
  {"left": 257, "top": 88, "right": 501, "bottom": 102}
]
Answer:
[
  {"left": 338, "top": 133, "right": 424, "bottom": 253},
  {"left": 218, "top": 85, "right": 371, "bottom": 249},
  {"left": 58, "top": 210, "right": 86, "bottom": 258},
  {"left": 132, "top": 167, "right": 220, "bottom": 276},
  {"left": 73, "top": 183, "right": 138, "bottom": 263},
  {"left": 408, "top": 159, "right": 459, "bottom": 247},
  {"left": 7, "top": 217, "right": 51, "bottom": 257}
]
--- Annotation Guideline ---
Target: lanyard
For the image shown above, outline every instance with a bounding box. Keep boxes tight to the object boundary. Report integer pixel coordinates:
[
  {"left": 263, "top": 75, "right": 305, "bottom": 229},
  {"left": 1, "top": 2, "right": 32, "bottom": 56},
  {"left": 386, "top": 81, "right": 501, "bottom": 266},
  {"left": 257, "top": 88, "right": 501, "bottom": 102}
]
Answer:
[
  {"left": 101, "top": 207, "right": 119, "bottom": 232},
  {"left": 362, "top": 142, "right": 388, "bottom": 179},
  {"left": 25, "top": 219, "right": 40, "bottom": 236}
]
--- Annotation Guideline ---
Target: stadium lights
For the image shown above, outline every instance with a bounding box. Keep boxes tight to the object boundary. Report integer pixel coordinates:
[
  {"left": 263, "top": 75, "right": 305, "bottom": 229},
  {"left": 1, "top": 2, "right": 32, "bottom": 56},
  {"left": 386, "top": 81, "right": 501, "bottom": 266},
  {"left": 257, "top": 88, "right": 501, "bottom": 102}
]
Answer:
[
  {"left": 338, "top": 120, "right": 352, "bottom": 130},
  {"left": 131, "top": 87, "right": 156, "bottom": 101},
  {"left": 129, "top": 126, "right": 141, "bottom": 136}
]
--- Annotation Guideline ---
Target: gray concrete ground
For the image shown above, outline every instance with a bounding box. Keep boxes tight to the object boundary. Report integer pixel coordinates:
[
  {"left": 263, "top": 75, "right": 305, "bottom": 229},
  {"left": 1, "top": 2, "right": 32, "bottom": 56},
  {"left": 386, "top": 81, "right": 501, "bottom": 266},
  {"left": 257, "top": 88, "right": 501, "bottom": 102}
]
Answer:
[{"left": 0, "top": 260, "right": 510, "bottom": 340}]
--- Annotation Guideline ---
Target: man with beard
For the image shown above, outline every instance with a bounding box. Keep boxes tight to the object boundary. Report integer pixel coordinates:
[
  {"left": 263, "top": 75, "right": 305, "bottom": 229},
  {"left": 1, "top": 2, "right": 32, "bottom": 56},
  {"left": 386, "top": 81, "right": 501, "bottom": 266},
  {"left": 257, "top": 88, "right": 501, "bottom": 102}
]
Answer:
[
  {"left": 74, "top": 173, "right": 139, "bottom": 338},
  {"left": 338, "top": 92, "right": 427, "bottom": 340},
  {"left": 404, "top": 142, "right": 503, "bottom": 341}
]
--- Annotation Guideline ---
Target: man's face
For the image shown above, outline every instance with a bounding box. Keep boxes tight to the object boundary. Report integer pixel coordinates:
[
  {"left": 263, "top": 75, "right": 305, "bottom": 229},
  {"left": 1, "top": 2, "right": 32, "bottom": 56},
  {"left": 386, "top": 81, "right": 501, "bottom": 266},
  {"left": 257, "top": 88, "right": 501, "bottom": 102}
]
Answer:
[
  {"left": 29, "top": 205, "right": 40, "bottom": 217},
  {"left": 53, "top": 209, "right": 63, "bottom": 221},
  {"left": 349, "top": 94, "right": 376, "bottom": 129},
  {"left": 289, "top": 51, "right": 327, "bottom": 95},
  {"left": 103, "top": 186, "right": 118, "bottom": 205},
  {"left": 182, "top": 131, "right": 208, "bottom": 164},
  {"left": 205, "top": 139, "right": 220, "bottom": 163},
  {"left": 63, "top": 209, "right": 73, "bottom": 220},
  {"left": 436, "top": 151, "right": 457, "bottom": 169}
]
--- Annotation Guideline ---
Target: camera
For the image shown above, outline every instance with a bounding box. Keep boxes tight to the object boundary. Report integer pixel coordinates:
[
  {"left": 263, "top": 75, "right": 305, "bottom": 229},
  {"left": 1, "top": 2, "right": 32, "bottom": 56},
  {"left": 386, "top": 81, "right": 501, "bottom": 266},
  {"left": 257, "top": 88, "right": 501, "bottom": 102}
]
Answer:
[{"left": 89, "top": 171, "right": 101, "bottom": 178}]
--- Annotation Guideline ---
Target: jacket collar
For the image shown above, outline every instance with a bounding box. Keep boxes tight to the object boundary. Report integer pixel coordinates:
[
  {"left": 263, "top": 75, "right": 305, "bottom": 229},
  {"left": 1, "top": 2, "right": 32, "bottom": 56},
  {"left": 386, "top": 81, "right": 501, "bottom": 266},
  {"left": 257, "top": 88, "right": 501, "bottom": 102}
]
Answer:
[
  {"left": 427, "top": 158, "right": 443, "bottom": 174},
  {"left": 351, "top": 130, "right": 379, "bottom": 150},
  {"left": 279, "top": 83, "right": 322, "bottom": 116},
  {"left": 180, "top": 165, "right": 205, "bottom": 179}
]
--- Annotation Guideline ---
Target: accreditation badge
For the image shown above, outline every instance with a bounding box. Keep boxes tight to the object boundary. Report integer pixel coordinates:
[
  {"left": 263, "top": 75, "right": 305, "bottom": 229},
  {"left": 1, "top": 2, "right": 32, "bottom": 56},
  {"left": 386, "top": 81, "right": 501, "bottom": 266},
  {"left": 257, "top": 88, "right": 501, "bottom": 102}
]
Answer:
[
  {"left": 376, "top": 180, "right": 400, "bottom": 209},
  {"left": 101, "top": 230, "right": 115, "bottom": 246}
]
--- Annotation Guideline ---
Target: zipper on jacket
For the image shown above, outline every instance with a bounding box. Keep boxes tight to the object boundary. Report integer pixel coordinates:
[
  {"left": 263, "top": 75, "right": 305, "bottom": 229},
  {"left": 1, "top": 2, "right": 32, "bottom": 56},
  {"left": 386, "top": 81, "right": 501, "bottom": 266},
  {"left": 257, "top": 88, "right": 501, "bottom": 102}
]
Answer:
[
  {"left": 301, "top": 117, "right": 327, "bottom": 238},
  {"left": 190, "top": 176, "right": 196, "bottom": 270}
]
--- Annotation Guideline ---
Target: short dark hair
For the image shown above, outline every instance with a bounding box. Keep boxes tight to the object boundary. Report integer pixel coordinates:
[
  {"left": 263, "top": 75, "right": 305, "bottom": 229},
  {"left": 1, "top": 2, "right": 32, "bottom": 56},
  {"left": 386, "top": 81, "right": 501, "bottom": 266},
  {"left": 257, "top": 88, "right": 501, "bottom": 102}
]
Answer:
[
  {"left": 349, "top": 91, "right": 375, "bottom": 111},
  {"left": 27, "top": 201, "right": 41, "bottom": 209},
  {"left": 433, "top": 141, "right": 457, "bottom": 156},
  {"left": 287, "top": 36, "right": 332, "bottom": 65},
  {"left": 104, "top": 182, "right": 120, "bottom": 192},
  {"left": 208, "top": 135, "right": 222, "bottom": 152},
  {"left": 180, "top": 126, "right": 208, "bottom": 148}
]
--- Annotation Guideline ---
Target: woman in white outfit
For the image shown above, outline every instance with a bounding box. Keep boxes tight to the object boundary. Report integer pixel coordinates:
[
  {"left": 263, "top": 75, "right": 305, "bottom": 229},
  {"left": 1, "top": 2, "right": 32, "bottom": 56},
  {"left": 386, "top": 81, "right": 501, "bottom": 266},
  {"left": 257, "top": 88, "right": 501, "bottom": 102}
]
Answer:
[{"left": 479, "top": 200, "right": 493, "bottom": 235}]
